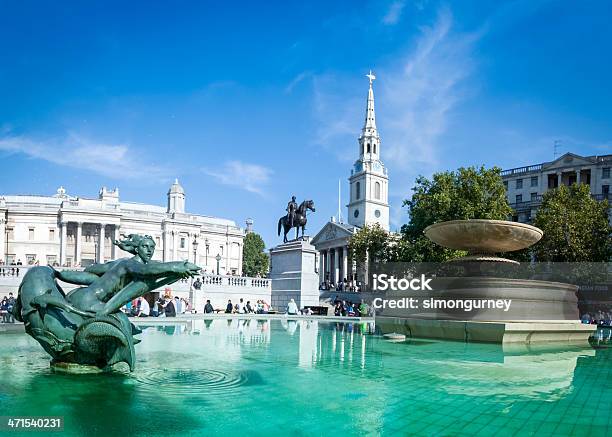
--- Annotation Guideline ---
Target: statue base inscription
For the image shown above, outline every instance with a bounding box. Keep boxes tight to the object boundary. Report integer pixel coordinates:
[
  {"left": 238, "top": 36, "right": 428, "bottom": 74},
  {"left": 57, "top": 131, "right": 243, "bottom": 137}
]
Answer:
[{"left": 269, "top": 239, "right": 320, "bottom": 311}]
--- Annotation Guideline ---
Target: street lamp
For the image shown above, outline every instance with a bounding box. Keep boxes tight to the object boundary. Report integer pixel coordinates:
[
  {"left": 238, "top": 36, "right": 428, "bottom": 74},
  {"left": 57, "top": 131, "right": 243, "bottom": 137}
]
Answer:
[
  {"left": 215, "top": 253, "right": 221, "bottom": 275},
  {"left": 205, "top": 239, "right": 209, "bottom": 268},
  {"left": 192, "top": 237, "right": 199, "bottom": 264}
]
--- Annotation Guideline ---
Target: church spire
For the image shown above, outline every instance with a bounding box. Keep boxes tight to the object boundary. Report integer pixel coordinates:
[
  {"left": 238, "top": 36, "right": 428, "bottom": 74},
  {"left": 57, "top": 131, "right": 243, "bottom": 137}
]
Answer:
[
  {"left": 358, "top": 70, "right": 380, "bottom": 160},
  {"left": 363, "top": 70, "right": 377, "bottom": 135}
]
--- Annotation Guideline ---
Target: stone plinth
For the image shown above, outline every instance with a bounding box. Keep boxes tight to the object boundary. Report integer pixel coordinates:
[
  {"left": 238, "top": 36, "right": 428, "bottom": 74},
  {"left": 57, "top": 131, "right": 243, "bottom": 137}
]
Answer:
[{"left": 269, "top": 240, "right": 319, "bottom": 311}]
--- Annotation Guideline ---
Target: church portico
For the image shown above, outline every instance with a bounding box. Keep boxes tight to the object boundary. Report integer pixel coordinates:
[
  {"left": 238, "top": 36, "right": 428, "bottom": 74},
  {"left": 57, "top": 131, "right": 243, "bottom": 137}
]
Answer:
[{"left": 312, "top": 221, "right": 356, "bottom": 286}]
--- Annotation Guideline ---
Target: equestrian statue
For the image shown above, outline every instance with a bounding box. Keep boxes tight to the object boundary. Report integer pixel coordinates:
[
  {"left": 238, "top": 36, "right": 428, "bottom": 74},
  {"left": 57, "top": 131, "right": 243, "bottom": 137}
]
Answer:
[
  {"left": 277, "top": 197, "right": 316, "bottom": 243},
  {"left": 12, "top": 234, "right": 199, "bottom": 372}
]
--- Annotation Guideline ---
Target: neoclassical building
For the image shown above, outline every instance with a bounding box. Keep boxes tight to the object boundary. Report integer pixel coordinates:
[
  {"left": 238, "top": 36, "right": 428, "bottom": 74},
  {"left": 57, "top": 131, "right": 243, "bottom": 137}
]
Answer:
[
  {"left": 312, "top": 72, "right": 390, "bottom": 283},
  {"left": 0, "top": 180, "right": 245, "bottom": 274},
  {"left": 502, "top": 152, "right": 612, "bottom": 223}
]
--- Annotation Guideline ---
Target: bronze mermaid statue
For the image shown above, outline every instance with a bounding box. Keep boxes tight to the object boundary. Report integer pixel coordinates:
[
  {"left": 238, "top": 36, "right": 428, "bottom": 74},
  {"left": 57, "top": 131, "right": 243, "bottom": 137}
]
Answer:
[{"left": 12, "top": 234, "right": 199, "bottom": 372}]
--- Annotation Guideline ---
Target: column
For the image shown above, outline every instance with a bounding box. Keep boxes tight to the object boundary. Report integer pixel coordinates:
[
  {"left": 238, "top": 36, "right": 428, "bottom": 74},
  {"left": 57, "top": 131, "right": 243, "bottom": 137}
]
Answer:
[
  {"left": 111, "top": 225, "right": 119, "bottom": 260},
  {"left": 576, "top": 170, "right": 581, "bottom": 185},
  {"left": 319, "top": 251, "right": 324, "bottom": 278},
  {"left": 0, "top": 217, "right": 5, "bottom": 263},
  {"left": 557, "top": 172, "right": 562, "bottom": 187},
  {"left": 75, "top": 222, "right": 82, "bottom": 266},
  {"left": 173, "top": 231, "right": 178, "bottom": 261},
  {"left": 342, "top": 247, "right": 348, "bottom": 282},
  {"left": 98, "top": 224, "right": 105, "bottom": 263},
  {"left": 60, "top": 222, "right": 67, "bottom": 266},
  {"left": 326, "top": 249, "right": 332, "bottom": 281},
  {"left": 334, "top": 247, "right": 340, "bottom": 284}
]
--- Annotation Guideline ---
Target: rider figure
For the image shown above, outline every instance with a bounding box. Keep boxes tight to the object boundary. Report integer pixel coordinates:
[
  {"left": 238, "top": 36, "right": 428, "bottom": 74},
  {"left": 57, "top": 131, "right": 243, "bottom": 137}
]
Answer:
[{"left": 286, "top": 196, "right": 298, "bottom": 227}]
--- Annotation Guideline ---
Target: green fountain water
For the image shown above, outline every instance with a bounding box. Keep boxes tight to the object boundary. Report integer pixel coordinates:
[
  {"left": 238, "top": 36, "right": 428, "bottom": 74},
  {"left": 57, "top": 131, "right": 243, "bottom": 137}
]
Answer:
[{"left": 1, "top": 319, "right": 610, "bottom": 436}]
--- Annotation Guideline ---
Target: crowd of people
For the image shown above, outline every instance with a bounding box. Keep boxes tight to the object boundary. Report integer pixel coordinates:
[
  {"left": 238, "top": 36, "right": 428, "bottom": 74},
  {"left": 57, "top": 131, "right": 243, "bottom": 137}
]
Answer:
[
  {"left": 581, "top": 309, "right": 612, "bottom": 326},
  {"left": 0, "top": 292, "right": 16, "bottom": 323},
  {"left": 221, "top": 298, "right": 272, "bottom": 314},
  {"left": 320, "top": 278, "right": 362, "bottom": 292},
  {"left": 332, "top": 296, "right": 370, "bottom": 317}
]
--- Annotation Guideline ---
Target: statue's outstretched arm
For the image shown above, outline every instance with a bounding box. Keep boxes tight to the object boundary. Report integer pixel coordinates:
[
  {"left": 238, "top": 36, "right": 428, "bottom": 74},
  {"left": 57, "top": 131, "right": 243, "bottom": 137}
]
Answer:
[
  {"left": 85, "top": 260, "right": 119, "bottom": 276},
  {"left": 54, "top": 269, "right": 100, "bottom": 286},
  {"left": 135, "top": 261, "right": 199, "bottom": 279}
]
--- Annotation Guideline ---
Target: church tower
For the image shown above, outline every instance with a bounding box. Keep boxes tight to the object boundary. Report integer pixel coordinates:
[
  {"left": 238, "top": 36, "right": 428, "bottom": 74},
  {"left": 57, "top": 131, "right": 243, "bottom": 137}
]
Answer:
[{"left": 347, "top": 71, "right": 390, "bottom": 231}]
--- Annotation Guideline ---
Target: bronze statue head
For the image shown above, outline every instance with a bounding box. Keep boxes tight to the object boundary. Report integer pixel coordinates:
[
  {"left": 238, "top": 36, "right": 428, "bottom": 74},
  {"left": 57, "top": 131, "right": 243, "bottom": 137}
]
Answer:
[{"left": 114, "top": 234, "right": 156, "bottom": 263}]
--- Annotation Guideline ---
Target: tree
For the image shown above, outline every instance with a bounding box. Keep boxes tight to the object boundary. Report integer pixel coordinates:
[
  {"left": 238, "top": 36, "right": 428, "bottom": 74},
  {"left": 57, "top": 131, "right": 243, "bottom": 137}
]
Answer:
[
  {"left": 348, "top": 223, "right": 392, "bottom": 283},
  {"left": 400, "top": 166, "right": 513, "bottom": 262},
  {"left": 532, "top": 183, "right": 612, "bottom": 262},
  {"left": 242, "top": 232, "right": 269, "bottom": 277}
]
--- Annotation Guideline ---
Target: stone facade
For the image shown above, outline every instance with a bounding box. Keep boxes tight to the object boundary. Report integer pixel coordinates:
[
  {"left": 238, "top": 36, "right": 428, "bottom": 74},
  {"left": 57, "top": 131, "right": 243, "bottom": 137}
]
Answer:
[
  {"left": 502, "top": 152, "right": 612, "bottom": 223},
  {"left": 0, "top": 180, "right": 245, "bottom": 275}
]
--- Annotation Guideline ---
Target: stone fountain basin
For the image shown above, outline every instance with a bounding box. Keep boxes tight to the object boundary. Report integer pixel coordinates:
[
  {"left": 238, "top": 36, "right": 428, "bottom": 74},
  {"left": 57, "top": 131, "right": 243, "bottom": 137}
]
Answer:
[{"left": 424, "top": 219, "right": 543, "bottom": 253}]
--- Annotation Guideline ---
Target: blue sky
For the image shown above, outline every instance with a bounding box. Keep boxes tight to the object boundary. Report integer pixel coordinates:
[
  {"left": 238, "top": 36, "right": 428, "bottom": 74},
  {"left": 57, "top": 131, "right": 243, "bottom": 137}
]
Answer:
[{"left": 1, "top": 0, "right": 611, "bottom": 247}]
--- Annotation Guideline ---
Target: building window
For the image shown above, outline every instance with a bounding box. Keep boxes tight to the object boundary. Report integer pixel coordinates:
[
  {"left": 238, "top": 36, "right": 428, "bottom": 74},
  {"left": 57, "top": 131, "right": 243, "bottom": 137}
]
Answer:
[
  {"left": 531, "top": 176, "right": 538, "bottom": 187},
  {"left": 26, "top": 254, "right": 36, "bottom": 265},
  {"left": 355, "top": 182, "right": 360, "bottom": 200},
  {"left": 531, "top": 192, "right": 538, "bottom": 201},
  {"left": 354, "top": 209, "right": 359, "bottom": 218},
  {"left": 155, "top": 236, "right": 161, "bottom": 246},
  {"left": 28, "top": 228, "right": 35, "bottom": 240},
  {"left": 373, "top": 144, "right": 377, "bottom": 154},
  {"left": 516, "top": 179, "right": 523, "bottom": 189},
  {"left": 220, "top": 246, "right": 224, "bottom": 255},
  {"left": 375, "top": 181, "right": 381, "bottom": 200},
  {"left": 366, "top": 143, "right": 371, "bottom": 153},
  {"left": 49, "top": 229, "right": 55, "bottom": 241},
  {"left": 46, "top": 255, "right": 57, "bottom": 266},
  {"left": 180, "top": 237, "right": 186, "bottom": 249},
  {"left": 515, "top": 194, "right": 522, "bottom": 203},
  {"left": 603, "top": 185, "right": 610, "bottom": 195},
  {"left": 374, "top": 210, "right": 381, "bottom": 218},
  {"left": 603, "top": 168, "right": 610, "bottom": 179},
  {"left": 6, "top": 228, "right": 14, "bottom": 240},
  {"left": 503, "top": 181, "right": 508, "bottom": 190}
]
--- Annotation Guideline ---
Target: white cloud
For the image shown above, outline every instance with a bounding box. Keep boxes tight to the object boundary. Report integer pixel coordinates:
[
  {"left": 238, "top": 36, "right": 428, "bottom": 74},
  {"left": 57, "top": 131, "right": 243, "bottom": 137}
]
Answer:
[
  {"left": 382, "top": 0, "right": 406, "bottom": 25},
  {"left": 0, "top": 132, "right": 169, "bottom": 180},
  {"left": 285, "top": 71, "right": 313, "bottom": 94},
  {"left": 203, "top": 160, "right": 273, "bottom": 196}
]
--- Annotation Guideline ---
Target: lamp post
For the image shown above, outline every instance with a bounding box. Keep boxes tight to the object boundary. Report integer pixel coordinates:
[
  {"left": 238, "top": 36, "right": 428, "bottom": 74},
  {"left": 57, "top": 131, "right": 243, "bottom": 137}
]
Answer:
[
  {"left": 215, "top": 253, "right": 221, "bottom": 275},
  {"left": 192, "top": 237, "right": 198, "bottom": 264},
  {"left": 205, "top": 239, "right": 209, "bottom": 269}
]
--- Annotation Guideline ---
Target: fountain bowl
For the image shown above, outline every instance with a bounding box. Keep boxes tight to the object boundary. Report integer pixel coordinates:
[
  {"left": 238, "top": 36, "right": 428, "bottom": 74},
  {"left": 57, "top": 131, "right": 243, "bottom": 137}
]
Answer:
[{"left": 424, "top": 219, "right": 543, "bottom": 254}]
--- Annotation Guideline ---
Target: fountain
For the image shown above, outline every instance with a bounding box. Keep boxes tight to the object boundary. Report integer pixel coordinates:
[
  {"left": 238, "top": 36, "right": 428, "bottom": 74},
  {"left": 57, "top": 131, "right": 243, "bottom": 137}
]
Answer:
[{"left": 375, "top": 219, "right": 597, "bottom": 344}]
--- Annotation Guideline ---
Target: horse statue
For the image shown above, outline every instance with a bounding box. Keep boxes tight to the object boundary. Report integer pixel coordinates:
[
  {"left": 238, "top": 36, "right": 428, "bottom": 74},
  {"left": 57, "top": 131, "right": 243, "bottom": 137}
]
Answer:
[
  {"left": 12, "top": 234, "right": 199, "bottom": 372},
  {"left": 277, "top": 199, "right": 316, "bottom": 243}
]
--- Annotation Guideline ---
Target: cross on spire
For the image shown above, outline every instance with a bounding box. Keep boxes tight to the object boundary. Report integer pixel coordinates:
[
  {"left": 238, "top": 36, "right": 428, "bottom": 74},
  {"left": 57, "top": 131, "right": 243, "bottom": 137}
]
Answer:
[{"left": 366, "top": 70, "right": 376, "bottom": 86}]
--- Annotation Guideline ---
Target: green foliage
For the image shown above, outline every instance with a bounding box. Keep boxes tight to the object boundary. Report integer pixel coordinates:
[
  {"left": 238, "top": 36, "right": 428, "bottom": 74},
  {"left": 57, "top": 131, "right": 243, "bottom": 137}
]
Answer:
[
  {"left": 400, "top": 166, "right": 513, "bottom": 262},
  {"left": 348, "top": 223, "right": 391, "bottom": 263},
  {"left": 242, "top": 232, "right": 269, "bottom": 277},
  {"left": 532, "top": 184, "right": 612, "bottom": 262}
]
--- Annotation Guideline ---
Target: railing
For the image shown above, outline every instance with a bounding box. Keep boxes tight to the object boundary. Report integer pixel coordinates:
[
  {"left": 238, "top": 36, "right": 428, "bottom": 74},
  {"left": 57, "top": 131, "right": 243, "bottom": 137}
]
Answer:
[
  {"left": 501, "top": 164, "right": 543, "bottom": 177},
  {"left": 0, "top": 267, "right": 270, "bottom": 290},
  {"left": 200, "top": 274, "right": 270, "bottom": 288}
]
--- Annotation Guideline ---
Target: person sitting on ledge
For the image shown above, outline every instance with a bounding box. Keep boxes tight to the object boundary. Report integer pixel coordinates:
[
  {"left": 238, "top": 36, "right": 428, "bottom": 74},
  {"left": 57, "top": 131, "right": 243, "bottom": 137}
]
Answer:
[
  {"left": 287, "top": 298, "right": 298, "bottom": 316},
  {"left": 225, "top": 300, "right": 233, "bottom": 313},
  {"left": 204, "top": 300, "right": 214, "bottom": 314},
  {"left": 137, "top": 297, "right": 150, "bottom": 317}
]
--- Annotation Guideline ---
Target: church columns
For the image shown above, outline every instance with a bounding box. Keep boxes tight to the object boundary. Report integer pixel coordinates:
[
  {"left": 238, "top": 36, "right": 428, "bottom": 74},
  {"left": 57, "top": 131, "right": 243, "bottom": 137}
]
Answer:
[
  {"left": 342, "top": 247, "right": 348, "bottom": 282},
  {"left": 319, "top": 250, "right": 325, "bottom": 280},
  {"left": 326, "top": 250, "right": 332, "bottom": 281},
  {"left": 334, "top": 248, "right": 340, "bottom": 284}
]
